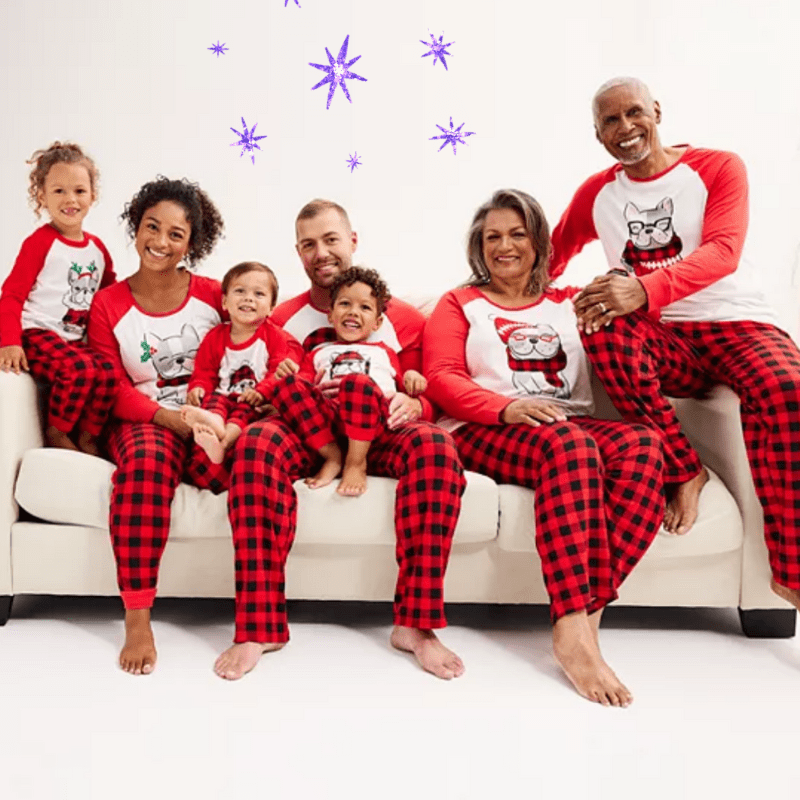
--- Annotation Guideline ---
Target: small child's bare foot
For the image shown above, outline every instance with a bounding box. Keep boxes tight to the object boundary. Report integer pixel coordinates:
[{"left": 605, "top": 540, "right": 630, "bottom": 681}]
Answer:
[
  {"left": 45, "top": 425, "right": 79, "bottom": 451},
  {"left": 214, "top": 641, "right": 285, "bottom": 680},
  {"left": 664, "top": 467, "right": 708, "bottom": 535},
  {"left": 120, "top": 608, "right": 157, "bottom": 675},
  {"left": 180, "top": 405, "right": 226, "bottom": 439},
  {"left": 770, "top": 578, "right": 800, "bottom": 612},
  {"left": 306, "top": 444, "right": 343, "bottom": 489},
  {"left": 390, "top": 626, "right": 465, "bottom": 680},
  {"left": 194, "top": 424, "right": 226, "bottom": 464},
  {"left": 337, "top": 461, "right": 367, "bottom": 496},
  {"left": 76, "top": 430, "right": 101, "bottom": 457}
]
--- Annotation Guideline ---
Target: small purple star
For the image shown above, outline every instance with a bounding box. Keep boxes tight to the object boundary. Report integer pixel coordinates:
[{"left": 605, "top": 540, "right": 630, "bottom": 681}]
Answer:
[
  {"left": 310, "top": 35, "right": 367, "bottom": 110},
  {"left": 230, "top": 117, "right": 268, "bottom": 164},
  {"left": 208, "top": 41, "right": 228, "bottom": 57},
  {"left": 285, "top": 0, "right": 301, "bottom": 6},
  {"left": 346, "top": 152, "right": 362, "bottom": 173},
  {"left": 420, "top": 33, "right": 454, "bottom": 70},
  {"left": 429, "top": 117, "right": 476, "bottom": 155}
]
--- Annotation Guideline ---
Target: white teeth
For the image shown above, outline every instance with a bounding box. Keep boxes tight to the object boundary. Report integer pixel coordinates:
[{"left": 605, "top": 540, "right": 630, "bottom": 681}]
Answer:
[
  {"left": 619, "top": 136, "right": 642, "bottom": 148},
  {"left": 147, "top": 247, "right": 167, "bottom": 258}
]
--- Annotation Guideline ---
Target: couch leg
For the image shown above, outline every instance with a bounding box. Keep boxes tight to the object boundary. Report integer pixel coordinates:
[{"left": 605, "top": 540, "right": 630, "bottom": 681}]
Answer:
[
  {"left": 0, "top": 596, "right": 13, "bottom": 626},
  {"left": 739, "top": 607, "right": 796, "bottom": 638}
]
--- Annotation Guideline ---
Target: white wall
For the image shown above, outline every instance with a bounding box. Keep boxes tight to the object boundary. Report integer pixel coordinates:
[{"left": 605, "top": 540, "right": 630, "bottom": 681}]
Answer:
[{"left": 2, "top": 0, "right": 798, "bottom": 332}]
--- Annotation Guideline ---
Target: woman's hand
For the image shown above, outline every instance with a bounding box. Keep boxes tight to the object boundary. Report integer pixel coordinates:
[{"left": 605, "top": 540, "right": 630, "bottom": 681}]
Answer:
[
  {"left": 501, "top": 398, "right": 568, "bottom": 427},
  {"left": 153, "top": 408, "right": 193, "bottom": 439},
  {"left": 573, "top": 274, "right": 647, "bottom": 334},
  {"left": 387, "top": 392, "right": 423, "bottom": 429},
  {"left": 275, "top": 358, "right": 299, "bottom": 379},
  {"left": 186, "top": 386, "right": 205, "bottom": 406},
  {"left": 0, "top": 345, "right": 29, "bottom": 374}
]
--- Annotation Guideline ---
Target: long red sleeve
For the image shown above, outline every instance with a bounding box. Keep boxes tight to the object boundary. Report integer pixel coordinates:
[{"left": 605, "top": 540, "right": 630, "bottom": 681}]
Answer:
[
  {"left": 189, "top": 326, "right": 224, "bottom": 395},
  {"left": 255, "top": 324, "right": 303, "bottom": 397}
]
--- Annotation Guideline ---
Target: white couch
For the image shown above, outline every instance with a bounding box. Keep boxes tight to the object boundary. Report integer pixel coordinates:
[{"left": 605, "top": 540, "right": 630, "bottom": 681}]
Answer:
[{"left": 0, "top": 366, "right": 795, "bottom": 637}]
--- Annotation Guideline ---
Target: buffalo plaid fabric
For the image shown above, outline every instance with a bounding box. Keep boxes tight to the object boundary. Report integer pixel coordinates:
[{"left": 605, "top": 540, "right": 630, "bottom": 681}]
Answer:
[
  {"left": 622, "top": 235, "right": 683, "bottom": 269},
  {"left": 106, "top": 422, "right": 232, "bottom": 609},
  {"left": 201, "top": 391, "right": 260, "bottom": 431},
  {"left": 452, "top": 417, "right": 664, "bottom": 622},
  {"left": 227, "top": 415, "right": 465, "bottom": 643},
  {"left": 582, "top": 312, "right": 800, "bottom": 590},
  {"left": 22, "top": 328, "right": 116, "bottom": 436}
]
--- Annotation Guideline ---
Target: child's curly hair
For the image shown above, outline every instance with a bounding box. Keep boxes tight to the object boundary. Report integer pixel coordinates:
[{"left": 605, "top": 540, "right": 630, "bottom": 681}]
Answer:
[
  {"left": 27, "top": 142, "right": 99, "bottom": 217},
  {"left": 329, "top": 267, "right": 392, "bottom": 314},
  {"left": 120, "top": 176, "right": 225, "bottom": 268}
]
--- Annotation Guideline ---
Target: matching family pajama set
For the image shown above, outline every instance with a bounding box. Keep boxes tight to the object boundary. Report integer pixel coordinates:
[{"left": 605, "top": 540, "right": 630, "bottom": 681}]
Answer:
[
  {"left": 424, "top": 286, "right": 665, "bottom": 621},
  {"left": 226, "top": 291, "right": 466, "bottom": 644},
  {"left": 0, "top": 224, "right": 117, "bottom": 438},
  {"left": 87, "top": 275, "right": 234, "bottom": 610},
  {"left": 550, "top": 146, "right": 800, "bottom": 590}
]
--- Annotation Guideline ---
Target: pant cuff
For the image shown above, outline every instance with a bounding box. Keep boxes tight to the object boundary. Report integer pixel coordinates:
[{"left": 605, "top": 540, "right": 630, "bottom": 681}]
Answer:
[{"left": 121, "top": 588, "right": 157, "bottom": 610}]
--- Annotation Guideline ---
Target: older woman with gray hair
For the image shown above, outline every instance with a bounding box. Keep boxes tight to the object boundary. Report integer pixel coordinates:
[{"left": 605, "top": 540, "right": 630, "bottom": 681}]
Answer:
[{"left": 423, "top": 189, "right": 665, "bottom": 707}]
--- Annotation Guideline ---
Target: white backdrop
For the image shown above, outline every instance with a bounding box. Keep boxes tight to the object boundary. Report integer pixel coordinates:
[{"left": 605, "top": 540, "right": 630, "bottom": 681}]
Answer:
[{"left": 2, "top": 0, "right": 798, "bottom": 333}]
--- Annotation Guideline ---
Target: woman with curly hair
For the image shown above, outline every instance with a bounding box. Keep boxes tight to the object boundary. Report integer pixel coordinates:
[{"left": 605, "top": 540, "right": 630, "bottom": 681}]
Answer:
[{"left": 88, "top": 176, "right": 227, "bottom": 675}]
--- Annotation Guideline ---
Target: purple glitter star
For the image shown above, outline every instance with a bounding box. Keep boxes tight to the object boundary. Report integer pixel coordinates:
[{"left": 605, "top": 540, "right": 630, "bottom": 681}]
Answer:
[
  {"left": 230, "top": 117, "right": 268, "bottom": 164},
  {"left": 420, "top": 33, "right": 454, "bottom": 70},
  {"left": 346, "top": 152, "right": 362, "bottom": 173},
  {"left": 284, "top": 0, "right": 301, "bottom": 6},
  {"left": 429, "top": 117, "right": 476, "bottom": 154},
  {"left": 309, "top": 35, "right": 367, "bottom": 110},
  {"left": 208, "top": 41, "right": 228, "bottom": 57}
]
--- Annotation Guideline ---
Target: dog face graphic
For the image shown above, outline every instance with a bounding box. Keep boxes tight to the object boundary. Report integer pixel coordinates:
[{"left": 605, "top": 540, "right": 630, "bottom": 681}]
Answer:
[{"left": 506, "top": 324, "right": 561, "bottom": 360}]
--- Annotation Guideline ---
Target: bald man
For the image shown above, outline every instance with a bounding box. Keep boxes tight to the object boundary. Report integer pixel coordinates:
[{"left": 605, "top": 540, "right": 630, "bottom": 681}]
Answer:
[{"left": 549, "top": 77, "right": 800, "bottom": 620}]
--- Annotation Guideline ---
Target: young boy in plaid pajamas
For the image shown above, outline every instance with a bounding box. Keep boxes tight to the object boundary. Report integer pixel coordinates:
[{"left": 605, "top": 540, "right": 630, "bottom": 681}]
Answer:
[{"left": 271, "top": 266, "right": 426, "bottom": 496}]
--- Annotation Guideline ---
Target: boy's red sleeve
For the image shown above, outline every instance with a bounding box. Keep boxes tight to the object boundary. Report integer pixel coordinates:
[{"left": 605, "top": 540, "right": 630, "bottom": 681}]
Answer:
[
  {"left": 189, "top": 326, "right": 223, "bottom": 394},
  {"left": 256, "top": 324, "right": 304, "bottom": 396}
]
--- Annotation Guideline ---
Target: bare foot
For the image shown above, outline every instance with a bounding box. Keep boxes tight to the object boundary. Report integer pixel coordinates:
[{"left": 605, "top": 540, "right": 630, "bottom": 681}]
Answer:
[
  {"left": 770, "top": 578, "right": 800, "bottom": 612},
  {"left": 552, "top": 612, "right": 632, "bottom": 707},
  {"left": 214, "top": 641, "right": 285, "bottom": 680},
  {"left": 306, "top": 455, "right": 342, "bottom": 489},
  {"left": 390, "top": 626, "right": 465, "bottom": 680},
  {"left": 664, "top": 467, "right": 709, "bottom": 535},
  {"left": 180, "top": 405, "right": 226, "bottom": 439},
  {"left": 120, "top": 608, "right": 157, "bottom": 675},
  {"left": 194, "top": 423, "right": 225, "bottom": 464},
  {"left": 45, "top": 425, "right": 79, "bottom": 451},
  {"left": 588, "top": 607, "right": 604, "bottom": 644},
  {"left": 76, "top": 430, "right": 101, "bottom": 457}
]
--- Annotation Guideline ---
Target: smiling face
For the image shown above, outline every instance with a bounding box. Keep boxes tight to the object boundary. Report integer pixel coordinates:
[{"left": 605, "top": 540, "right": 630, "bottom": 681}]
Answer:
[
  {"left": 37, "top": 161, "right": 95, "bottom": 240},
  {"left": 296, "top": 208, "right": 358, "bottom": 291},
  {"left": 328, "top": 281, "right": 382, "bottom": 343},
  {"left": 135, "top": 200, "right": 191, "bottom": 274},
  {"left": 482, "top": 208, "right": 537, "bottom": 286},
  {"left": 594, "top": 83, "right": 663, "bottom": 171},
  {"left": 222, "top": 269, "right": 276, "bottom": 331}
]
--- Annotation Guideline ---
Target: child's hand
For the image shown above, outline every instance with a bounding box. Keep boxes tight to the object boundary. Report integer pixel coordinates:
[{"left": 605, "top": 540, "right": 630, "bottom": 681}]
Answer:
[
  {"left": 186, "top": 387, "right": 205, "bottom": 406},
  {"left": 275, "top": 358, "right": 299, "bottom": 379},
  {"left": 239, "top": 388, "right": 264, "bottom": 407},
  {"left": 403, "top": 370, "right": 427, "bottom": 396},
  {"left": 0, "top": 345, "right": 29, "bottom": 374}
]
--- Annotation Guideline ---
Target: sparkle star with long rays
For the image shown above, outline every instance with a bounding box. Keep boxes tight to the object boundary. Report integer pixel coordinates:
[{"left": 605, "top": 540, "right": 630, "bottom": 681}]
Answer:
[
  {"left": 208, "top": 41, "right": 228, "bottom": 57},
  {"left": 346, "top": 152, "right": 362, "bottom": 173},
  {"left": 309, "top": 35, "right": 367, "bottom": 110},
  {"left": 284, "top": 0, "right": 300, "bottom": 6},
  {"left": 420, "top": 33, "right": 454, "bottom": 70},
  {"left": 230, "top": 117, "right": 267, "bottom": 164},
  {"left": 429, "top": 117, "right": 475, "bottom": 154}
]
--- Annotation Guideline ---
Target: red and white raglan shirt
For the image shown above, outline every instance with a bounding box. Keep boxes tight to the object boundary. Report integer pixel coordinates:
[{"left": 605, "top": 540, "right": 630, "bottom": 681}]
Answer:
[
  {"left": 549, "top": 147, "right": 779, "bottom": 326},
  {"left": 87, "top": 275, "right": 223, "bottom": 422},
  {"left": 0, "top": 224, "right": 116, "bottom": 345},
  {"left": 272, "top": 291, "right": 435, "bottom": 419},
  {"left": 189, "top": 319, "right": 303, "bottom": 399},
  {"left": 423, "top": 286, "right": 594, "bottom": 432}
]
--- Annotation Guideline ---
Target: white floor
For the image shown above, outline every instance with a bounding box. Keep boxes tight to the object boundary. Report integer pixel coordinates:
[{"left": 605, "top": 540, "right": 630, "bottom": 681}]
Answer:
[{"left": 1, "top": 597, "right": 797, "bottom": 800}]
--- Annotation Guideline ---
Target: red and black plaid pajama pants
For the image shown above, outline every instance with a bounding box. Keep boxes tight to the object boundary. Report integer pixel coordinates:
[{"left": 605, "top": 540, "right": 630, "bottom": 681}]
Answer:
[
  {"left": 581, "top": 311, "right": 800, "bottom": 590},
  {"left": 22, "top": 328, "right": 116, "bottom": 436},
  {"left": 227, "top": 395, "right": 466, "bottom": 643},
  {"left": 452, "top": 417, "right": 664, "bottom": 621},
  {"left": 106, "top": 421, "right": 233, "bottom": 610},
  {"left": 202, "top": 391, "right": 260, "bottom": 431}
]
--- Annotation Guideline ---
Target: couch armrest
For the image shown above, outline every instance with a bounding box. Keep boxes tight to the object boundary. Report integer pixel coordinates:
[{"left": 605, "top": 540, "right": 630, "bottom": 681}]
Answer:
[
  {"left": 0, "top": 371, "right": 44, "bottom": 595},
  {"left": 671, "top": 385, "right": 785, "bottom": 610}
]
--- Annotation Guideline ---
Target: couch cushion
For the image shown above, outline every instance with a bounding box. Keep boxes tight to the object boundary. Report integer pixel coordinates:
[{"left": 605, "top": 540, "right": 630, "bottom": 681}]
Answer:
[
  {"left": 15, "top": 448, "right": 498, "bottom": 545},
  {"left": 496, "top": 467, "right": 743, "bottom": 558}
]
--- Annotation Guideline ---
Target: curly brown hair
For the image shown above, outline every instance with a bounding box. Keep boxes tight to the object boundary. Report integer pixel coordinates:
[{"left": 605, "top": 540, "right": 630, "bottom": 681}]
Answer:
[
  {"left": 27, "top": 142, "right": 99, "bottom": 217},
  {"left": 329, "top": 267, "right": 391, "bottom": 314},
  {"left": 120, "top": 176, "right": 224, "bottom": 267}
]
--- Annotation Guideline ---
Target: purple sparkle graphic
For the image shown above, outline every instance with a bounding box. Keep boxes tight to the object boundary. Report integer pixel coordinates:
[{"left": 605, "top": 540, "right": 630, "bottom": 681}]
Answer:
[
  {"left": 284, "top": 0, "right": 301, "bottom": 6},
  {"left": 420, "top": 33, "right": 454, "bottom": 70},
  {"left": 230, "top": 117, "right": 267, "bottom": 164},
  {"left": 429, "top": 117, "right": 476, "bottom": 154},
  {"left": 208, "top": 41, "right": 228, "bottom": 57},
  {"left": 309, "top": 35, "right": 367, "bottom": 110},
  {"left": 346, "top": 152, "right": 362, "bottom": 173}
]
